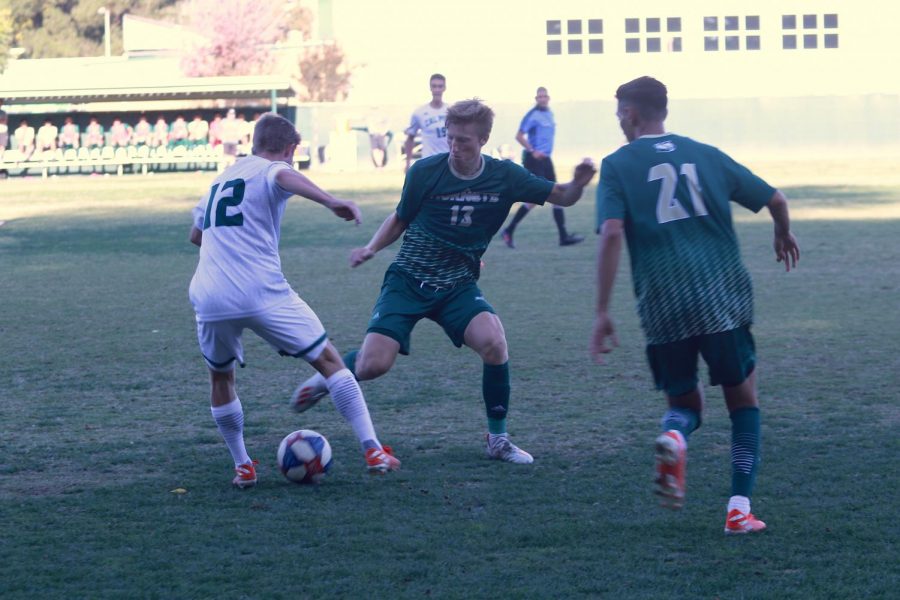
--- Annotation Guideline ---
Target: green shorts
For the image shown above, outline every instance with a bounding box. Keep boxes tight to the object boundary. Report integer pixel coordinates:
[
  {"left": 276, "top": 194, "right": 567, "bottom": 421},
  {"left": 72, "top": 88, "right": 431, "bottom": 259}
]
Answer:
[
  {"left": 646, "top": 325, "right": 756, "bottom": 397},
  {"left": 367, "top": 265, "right": 495, "bottom": 355}
]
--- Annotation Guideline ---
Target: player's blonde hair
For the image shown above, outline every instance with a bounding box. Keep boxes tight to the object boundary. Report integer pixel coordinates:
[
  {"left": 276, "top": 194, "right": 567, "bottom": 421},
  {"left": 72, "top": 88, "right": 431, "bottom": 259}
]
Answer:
[
  {"left": 446, "top": 99, "right": 494, "bottom": 140},
  {"left": 252, "top": 113, "right": 301, "bottom": 154}
]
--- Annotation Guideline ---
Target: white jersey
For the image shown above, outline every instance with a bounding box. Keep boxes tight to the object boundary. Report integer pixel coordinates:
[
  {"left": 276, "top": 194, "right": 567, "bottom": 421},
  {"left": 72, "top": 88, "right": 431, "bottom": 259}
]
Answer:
[
  {"left": 189, "top": 155, "right": 295, "bottom": 321},
  {"left": 405, "top": 102, "right": 449, "bottom": 157}
]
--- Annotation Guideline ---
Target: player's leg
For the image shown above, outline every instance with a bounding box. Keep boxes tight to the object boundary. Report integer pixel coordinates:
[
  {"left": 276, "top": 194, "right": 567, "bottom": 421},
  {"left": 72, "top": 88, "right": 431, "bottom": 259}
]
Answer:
[
  {"left": 197, "top": 318, "right": 257, "bottom": 488},
  {"left": 459, "top": 309, "right": 533, "bottom": 464},
  {"left": 501, "top": 203, "right": 536, "bottom": 248},
  {"left": 647, "top": 337, "right": 703, "bottom": 508},
  {"left": 702, "top": 326, "right": 766, "bottom": 534}
]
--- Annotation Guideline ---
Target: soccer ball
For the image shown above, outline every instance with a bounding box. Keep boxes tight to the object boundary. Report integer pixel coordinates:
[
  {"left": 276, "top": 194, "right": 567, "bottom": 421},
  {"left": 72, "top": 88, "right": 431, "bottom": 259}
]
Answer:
[{"left": 276, "top": 429, "right": 333, "bottom": 484}]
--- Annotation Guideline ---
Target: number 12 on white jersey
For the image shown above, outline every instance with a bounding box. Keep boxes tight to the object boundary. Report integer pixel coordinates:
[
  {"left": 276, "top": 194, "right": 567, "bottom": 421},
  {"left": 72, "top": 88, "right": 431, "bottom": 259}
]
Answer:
[{"left": 648, "top": 163, "right": 708, "bottom": 224}]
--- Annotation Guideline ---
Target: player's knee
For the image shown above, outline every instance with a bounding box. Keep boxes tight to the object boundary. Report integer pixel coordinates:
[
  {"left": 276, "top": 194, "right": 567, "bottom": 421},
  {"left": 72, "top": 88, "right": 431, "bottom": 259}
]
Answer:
[
  {"left": 354, "top": 352, "right": 393, "bottom": 380},
  {"left": 478, "top": 335, "right": 508, "bottom": 364}
]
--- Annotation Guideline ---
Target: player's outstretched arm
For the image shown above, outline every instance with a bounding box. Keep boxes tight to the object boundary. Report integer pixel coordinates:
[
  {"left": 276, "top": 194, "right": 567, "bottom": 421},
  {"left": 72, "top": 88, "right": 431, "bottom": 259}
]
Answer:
[
  {"left": 275, "top": 169, "right": 361, "bottom": 224},
  {"left": 190, "top": 226, "right": 202, "bottom": 247},
  {"left": 766, "top": 190, "right": 800, "bottom": 271},
  {"left": 350, "top": 212, "right": 408, "bottom": 268},
  {"left": 592, "top": 218, "right": 624, "bottom": 364},
  {"left": 546, "top": 159, "right": 597, "bottom": 207}
]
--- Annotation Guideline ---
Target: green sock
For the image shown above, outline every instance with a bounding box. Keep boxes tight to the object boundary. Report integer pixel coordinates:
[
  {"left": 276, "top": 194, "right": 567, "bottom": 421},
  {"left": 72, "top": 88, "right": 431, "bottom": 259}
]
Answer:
[
  {"left": 661, "top": 408, "right": 701, "bottom": 442},
  {"left": 482, "top": 362, "right": 510, "bottom": 435},
  {"left": 730, "top": 407, "right": 761, "bottom": 497},
  {"left": 342, "top": 350, "right": 358, "bottom": 379}
]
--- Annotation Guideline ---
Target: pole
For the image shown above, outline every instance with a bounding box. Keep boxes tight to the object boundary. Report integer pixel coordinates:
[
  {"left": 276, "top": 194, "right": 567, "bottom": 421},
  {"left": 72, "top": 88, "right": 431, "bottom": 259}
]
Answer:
[
  {"left": 271, "top": 89, "right": 277, "bottom": 113},
  {"left": 104, "top": 10, "right": 111, "bottom": 58}
]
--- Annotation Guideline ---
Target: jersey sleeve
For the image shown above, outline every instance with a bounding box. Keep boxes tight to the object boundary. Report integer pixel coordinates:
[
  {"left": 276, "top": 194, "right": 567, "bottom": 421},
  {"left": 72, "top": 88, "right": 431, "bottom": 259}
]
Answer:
[
  {"left": 506, "top": 161, "right": 554, "bottom": 205},
  {"left": 719, "top": 151, "right": 775, "bottom": 213},
  {"left": 396, "top": 162, "right": 426, "bottom": 222},
  {"left": 192, "top": 195, "right": 207, "bottom": 230},
  {"left": 596, "top": 157, "right": 627, "bottom": 229},
  {"left": 518, "top": 110, "right": 533, "bottom": 134},
  {"left": 266, "top": 162, "right": 295, "bottom": 203},
  {"left": 404, "top": 111, "right": 421, "bottom": 137}
]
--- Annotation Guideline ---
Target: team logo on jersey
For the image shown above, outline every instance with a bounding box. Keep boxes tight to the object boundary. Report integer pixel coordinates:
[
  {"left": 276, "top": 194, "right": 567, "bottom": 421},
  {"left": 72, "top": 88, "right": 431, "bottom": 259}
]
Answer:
[{"left": 653, "top": 141, "right": 677, "bottom": 153}]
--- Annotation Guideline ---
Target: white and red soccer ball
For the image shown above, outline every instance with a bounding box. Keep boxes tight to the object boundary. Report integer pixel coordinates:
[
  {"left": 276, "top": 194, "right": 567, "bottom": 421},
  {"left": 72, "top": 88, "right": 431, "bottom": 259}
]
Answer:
[{"left": 276, "top": 429, "right": 333, "bottom": 484}]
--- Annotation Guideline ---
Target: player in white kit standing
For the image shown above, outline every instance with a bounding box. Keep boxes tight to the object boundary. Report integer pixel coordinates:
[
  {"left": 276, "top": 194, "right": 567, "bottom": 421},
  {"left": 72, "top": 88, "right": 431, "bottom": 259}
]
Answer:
[
  {"left": 403, "top": 73, "right": 449, "bottom": 172},
  {"left": 189, "top": 113, "right": 400, "bottom": 488}
]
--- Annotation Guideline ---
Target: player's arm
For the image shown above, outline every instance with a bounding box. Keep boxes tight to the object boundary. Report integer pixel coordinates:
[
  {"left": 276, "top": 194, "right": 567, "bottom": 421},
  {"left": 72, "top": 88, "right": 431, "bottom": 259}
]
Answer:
[
  {"left": 189, "top": 226, "right": 202, "bottom": 247},
  {"left": 766, "top": 190, "right": 800, "bottom": 271},
  {"left": 275, "top": 169, "right": 361, "bottom": 224},
  {"left": 545, "top": 158, "right": 597, "bottom": 207},
  {"left": 350, "top": 212, "right": 408, "bottom": 268},
  {"left": 591, "top": 218, "right": 623, "bottom": 363}
]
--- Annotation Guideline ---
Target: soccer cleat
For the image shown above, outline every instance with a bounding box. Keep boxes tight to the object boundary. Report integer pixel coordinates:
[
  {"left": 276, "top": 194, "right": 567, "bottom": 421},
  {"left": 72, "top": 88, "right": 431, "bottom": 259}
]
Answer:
[
  {"left": 365, "top": 445, "right": 401, "bottom": 474},
  {"left": 725, "top": 509, "right": 767, "bottom": 535},
  {"left": 485, "top": 433, "right": 534, "bottom": 464},
  {"left": 290, "top": 377, "right": 328, "bottom": 413},
  {"left": 559, "top": 233, "right": 585, "bottom": 246},
  {"left": 501, "top": 229, "right": 516, "bottom": 249},
  {"left": 232, "top": 459, "right": 259, "bottom": 489},
  {"left": 655, "top": 430, "right": 687, "bottom": 509}
]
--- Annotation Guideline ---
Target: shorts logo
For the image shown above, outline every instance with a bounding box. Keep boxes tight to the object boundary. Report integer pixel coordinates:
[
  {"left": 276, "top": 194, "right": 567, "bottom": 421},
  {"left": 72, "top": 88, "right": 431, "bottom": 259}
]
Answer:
[
  {"left": 372, "top": 311, "right": 380, "bottom": 320},
  {"left": 474, "top": 295, "right": 486, "bottom": 302},
  {"left": 653, "top": 141, "right": 677, "bottom": 153}
]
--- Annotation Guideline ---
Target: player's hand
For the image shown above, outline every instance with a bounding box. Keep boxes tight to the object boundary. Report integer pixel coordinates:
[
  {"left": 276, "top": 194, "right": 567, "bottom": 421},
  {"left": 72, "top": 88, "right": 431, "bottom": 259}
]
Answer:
[
  {"left": 350, "top": 246, "right": 375, "bottom": 268},
  {"left": 332, "top": 200, "right": 362, "bottom": 224},
  {"left": 531, "top": 150, "right": 547, "bottom": 160},
  {"left": 774, "top": 231, "right": 800, "bottom": 271},
  {"left": 573, "top": 159, "right": 597, "bottom": 187},
  {"left": 590, "top": 312, "right": 619, "bottom": 364}
]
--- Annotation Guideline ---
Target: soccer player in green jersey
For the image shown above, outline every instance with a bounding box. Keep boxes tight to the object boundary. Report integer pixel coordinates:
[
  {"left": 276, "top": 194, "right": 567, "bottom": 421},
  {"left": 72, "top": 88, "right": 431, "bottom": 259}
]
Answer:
[
  {"left": 591, "top": 77, "right": 799, "bottom": 534},
  {"left": 296, "top": 99, "right": 596, "bottom": 463}
]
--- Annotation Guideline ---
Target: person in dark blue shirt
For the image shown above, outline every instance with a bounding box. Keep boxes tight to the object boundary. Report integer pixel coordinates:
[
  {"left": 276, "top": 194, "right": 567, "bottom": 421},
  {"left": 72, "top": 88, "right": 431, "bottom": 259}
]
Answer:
[{"left": 500, "top": 87, "right": 584, "bottom": 248}]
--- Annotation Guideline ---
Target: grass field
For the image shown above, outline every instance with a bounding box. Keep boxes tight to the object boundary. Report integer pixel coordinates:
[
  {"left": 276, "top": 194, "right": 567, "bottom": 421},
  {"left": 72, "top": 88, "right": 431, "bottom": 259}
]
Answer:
[{"left": 1, "top": 164, "right": 898, "bottom": 599}]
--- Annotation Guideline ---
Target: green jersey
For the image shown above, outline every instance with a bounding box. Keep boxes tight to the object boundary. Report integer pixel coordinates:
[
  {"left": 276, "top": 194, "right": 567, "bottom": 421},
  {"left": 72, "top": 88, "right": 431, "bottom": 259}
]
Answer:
[
  {"left": 597, "top": 134, "right": 774, "bottom": 344},
  {"left": 395, "top": 153, "right": 555, "bottom": 286}
]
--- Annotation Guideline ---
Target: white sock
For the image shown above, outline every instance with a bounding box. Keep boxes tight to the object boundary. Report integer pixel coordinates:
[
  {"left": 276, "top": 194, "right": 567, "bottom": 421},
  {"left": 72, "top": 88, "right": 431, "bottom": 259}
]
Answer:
[
  {"left": 210, "top": 397, "right": 251, "bottom": 467},
  {"left": 728, "top": 495, "right": 751, "bottom": 514},
  {"left": 326, "top": 368, "right": 380, "bottom": 450},
  {"left": 305, "top": 371, "right": 328, "bottom": 394}
]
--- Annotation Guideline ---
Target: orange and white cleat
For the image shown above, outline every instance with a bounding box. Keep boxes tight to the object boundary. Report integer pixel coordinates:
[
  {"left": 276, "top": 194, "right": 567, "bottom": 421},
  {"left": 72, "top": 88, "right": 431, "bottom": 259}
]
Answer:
[
  {"left": 654, "top": 430, "right": 686, "bottom": 509},
  {"left": 289, "top": 379, "right": 328, "bottom": 413},
  {"left": 724, "top": 509, "right": 767, "bottom": 535},
  {"left": 365, "top": 445, "right": 400, "bottom": 474},
  {"left": 233, "top": 459, "right": 259, "bottom": 489}
]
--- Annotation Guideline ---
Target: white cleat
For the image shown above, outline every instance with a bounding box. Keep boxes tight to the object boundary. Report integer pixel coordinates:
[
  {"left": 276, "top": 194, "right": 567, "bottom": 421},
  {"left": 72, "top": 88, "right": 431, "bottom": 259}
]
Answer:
[
  {"left": 290, "top": 376, "right": 328, "bottom": 413},
  {"left": 485, "top": 433, "right": 534, "bottom": 464}
]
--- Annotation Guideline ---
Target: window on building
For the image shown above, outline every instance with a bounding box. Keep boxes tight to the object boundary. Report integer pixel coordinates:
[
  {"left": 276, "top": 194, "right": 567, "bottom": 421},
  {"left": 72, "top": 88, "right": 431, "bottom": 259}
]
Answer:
[
  {"left": 725, "top": 16, "right": 739, "bottom": 31},
  {"left": 783, "top": 15, "right": 796, "bottom": 29},
  {"left": 746, "top": 35, "right": 761, "bottom": 50},
  {"left": 568, "top": 39, "right": 583, "bottom": 54},
  {"left": 725, "top": 36, "right": 739, "bottom": 51},
  {"left": 824, "top": 14, "right": 838, "bottom": 28},
  {"left": 704, "top": 16, "right": 718, "bottom": 31},
  {"left": 824, "top": 33, "right": 839, "bottom": 48},
  {"left": 568, "top": 20, "right": 582, "bottom": 34},
  {"left": 589, "top": 39, "right": 604, "bottom": 54},
  {"left": 803, "top": 14, "right": 817, "bottom": 29},
  {"left": 670, "top": 37, "right": 683, "bottom": 52},
  {"left": 746, "top": 15, "right": 760, "bottom": 30},
  {"left": 803, "top": 34, "right": 817, "bottom": 49},
  {"left": 667, "top": 17, "right": 681, "bottom": 32},
  {"left": 646, "top": 18, "right": 660, "bottom": 33},
  {"left": 647, "top": 38, "right": 661, "bottom": 52},
  {"left": 546, "top": 20, "right": 561, "bottom": 35},
  {"left": 625, "top": 38, "right": 640, "bottom": 53},
  {"left": 588, "top": 19, "right": 603, "bottom": 34},
  {"left": 625, "top": 18, "right": 640, "bottom": 33},
  {"left": 783, "top": 34, "right": 797, "bottom": 49},
  {"left": 705, "top": 36, "right": 719, "bottom": 51}
]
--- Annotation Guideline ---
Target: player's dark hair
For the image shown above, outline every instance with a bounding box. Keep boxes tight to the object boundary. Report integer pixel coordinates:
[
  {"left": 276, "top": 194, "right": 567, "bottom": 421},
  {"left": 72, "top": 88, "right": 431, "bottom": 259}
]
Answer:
[
  {"left": 430, "top": 73, "right": 446, "bottom": 83},
  {"left": 252, "top": 113, "right": 301, "bottom": 154},
  {"left": 616, "top": 76, "right": 668, "bottom": 121},
  {"left": 446, "top": 99, "right": 494, "bottom": 140}
]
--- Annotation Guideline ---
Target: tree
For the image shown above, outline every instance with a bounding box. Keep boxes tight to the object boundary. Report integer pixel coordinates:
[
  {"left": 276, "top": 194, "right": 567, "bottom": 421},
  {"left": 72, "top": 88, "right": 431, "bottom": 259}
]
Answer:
[
  {"left": 9, "top": 0, "right": 179, "bottom": 59},
  {"left": 298, "top": 42, "right": 351, "bottom": 102},
  {"left": 179, "top": 0, "right": 286, "bottom": 77},
  {"left": 0, "top": 3, "right": 12, "bottom": 72}
]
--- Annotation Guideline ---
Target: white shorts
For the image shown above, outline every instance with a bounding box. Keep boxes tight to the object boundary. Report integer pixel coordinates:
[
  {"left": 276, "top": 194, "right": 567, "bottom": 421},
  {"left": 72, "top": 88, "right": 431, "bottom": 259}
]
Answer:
[{"left": 196, "top": 295, "right": 328, "bottom": 372}]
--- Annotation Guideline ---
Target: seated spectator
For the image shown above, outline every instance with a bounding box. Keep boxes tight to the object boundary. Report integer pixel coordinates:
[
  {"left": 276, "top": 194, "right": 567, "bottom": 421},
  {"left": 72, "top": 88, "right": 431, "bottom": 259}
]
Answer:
[
  {"left": 109, "top": 118, "right": 131, "bottom": 147},
  {"left": 36, "top": 119, "right": 59, "bottom": 153},
  {"left": 15, "top": 119, "right": 36, "bottom": 160},
  {"left": 58, "top": 117, "right": 80, "bottom": 149},
  {"left": 85, "top": 117, "right": 104, "bottom": 148},
  {"left": 236, "top": 112, "right": 252, "bottom": 153},
  {"left": 151, "top": 116, "right": 169, "bottom": 148},
  {"left": 220, "top": 108, "right": 242, "bottom": 165},
  {"left": 187, "top": 114, "right": 209, "bottom": 148},
  {"left": 132, "top": 115, "right": 152, "bottom": 146},
  {"left": 169, "top": 115, "right": 189, "bottom": 148},
  {"left": 208, "top": 113, "right": 223, "bottom": 147}
]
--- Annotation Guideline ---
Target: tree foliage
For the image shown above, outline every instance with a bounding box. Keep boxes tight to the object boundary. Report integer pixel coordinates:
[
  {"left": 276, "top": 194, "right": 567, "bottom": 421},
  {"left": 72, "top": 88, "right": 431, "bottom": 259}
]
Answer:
[
  {"left": 0, "top": 2, "right": 13, "bottom": 72},
  {"left": 298, "top": 42, "right": 351, "bottom": 102},
  {"left": 9, "top": 0, "right": 179, "bottom": 59}
]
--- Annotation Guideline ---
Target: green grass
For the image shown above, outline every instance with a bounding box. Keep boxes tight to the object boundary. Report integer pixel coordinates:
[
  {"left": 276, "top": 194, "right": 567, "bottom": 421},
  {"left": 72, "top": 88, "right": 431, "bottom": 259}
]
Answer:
[{"left": 1, "top": 168, "right": 898, "bottom": 599}]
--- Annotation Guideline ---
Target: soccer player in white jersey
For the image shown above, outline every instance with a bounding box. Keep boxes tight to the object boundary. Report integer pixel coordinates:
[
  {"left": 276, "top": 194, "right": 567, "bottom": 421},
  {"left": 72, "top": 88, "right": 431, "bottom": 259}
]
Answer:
[
  {"left": 189, "top": 113, "right": 400, "bottom": 488},
  {"left": 403, "top": 73, "right": 449, "bottom": 172}
]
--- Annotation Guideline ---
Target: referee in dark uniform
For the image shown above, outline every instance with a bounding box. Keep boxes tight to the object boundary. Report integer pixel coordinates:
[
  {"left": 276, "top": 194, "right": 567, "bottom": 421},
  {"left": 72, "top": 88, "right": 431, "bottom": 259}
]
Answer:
[{"left": 501, "top": 87, "right": 584, "bottom": 248}]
